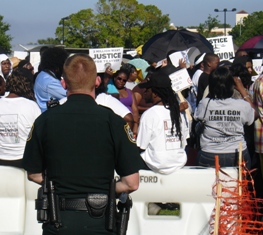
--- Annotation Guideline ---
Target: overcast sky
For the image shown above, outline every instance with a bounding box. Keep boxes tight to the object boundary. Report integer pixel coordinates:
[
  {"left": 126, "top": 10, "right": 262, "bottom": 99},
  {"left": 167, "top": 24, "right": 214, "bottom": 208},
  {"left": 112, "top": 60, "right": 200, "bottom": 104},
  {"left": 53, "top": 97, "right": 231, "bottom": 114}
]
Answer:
[{"left": 1, "top": 0, "right": 260, "bottom": 47}]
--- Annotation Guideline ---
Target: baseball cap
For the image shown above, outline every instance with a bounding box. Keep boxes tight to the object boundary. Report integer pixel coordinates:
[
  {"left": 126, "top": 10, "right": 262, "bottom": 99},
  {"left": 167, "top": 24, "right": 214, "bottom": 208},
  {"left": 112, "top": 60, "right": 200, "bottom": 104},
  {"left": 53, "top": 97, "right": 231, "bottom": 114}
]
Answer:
[
  {"left": 194, "top": 53, "right": 206, "bottom": 66},
  {"left": 218, "top": 60, "right": 232, "bottom": 68},
  {"left": 139, "top": 71, "right": 171, "bottom": 89}
]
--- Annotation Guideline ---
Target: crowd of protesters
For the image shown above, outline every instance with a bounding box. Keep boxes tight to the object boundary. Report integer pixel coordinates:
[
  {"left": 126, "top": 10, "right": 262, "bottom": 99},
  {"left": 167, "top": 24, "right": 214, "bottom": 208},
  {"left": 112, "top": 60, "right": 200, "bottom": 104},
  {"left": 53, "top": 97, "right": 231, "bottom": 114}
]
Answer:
[{"left": 1, "top": 45, "right": 263, "bottom": 199}]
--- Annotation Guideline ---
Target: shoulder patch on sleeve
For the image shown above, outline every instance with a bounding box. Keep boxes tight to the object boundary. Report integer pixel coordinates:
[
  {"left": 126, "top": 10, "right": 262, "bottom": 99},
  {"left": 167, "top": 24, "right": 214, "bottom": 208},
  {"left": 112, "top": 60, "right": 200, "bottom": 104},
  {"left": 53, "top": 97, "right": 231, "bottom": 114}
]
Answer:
[
  {"left": 124, "top": 123, "right": 136, "bottom": 143},
  {"left": 27, "top": 124, "right": 34, "bottom": 141}
]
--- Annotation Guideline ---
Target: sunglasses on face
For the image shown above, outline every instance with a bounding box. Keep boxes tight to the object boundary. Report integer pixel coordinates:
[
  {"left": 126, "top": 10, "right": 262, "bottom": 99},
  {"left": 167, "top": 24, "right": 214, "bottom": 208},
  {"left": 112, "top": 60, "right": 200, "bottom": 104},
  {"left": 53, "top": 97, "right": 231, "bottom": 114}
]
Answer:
[{"left": 116, "top": 77, "right": 127, "bottom": 83}]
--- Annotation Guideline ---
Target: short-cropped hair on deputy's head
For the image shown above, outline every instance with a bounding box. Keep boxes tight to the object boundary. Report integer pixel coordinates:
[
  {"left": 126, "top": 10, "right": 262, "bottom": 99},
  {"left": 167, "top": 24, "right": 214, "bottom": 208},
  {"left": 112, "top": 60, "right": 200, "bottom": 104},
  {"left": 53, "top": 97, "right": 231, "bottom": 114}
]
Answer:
[{"left": 63, "top": 53, "right": 97, "bottom": 92}]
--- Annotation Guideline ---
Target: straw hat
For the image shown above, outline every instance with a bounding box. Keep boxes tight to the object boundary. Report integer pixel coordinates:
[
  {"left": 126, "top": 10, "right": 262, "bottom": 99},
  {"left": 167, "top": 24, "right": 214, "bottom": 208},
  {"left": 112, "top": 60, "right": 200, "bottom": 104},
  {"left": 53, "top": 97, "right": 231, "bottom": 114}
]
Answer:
[{"left": 10, "top": 57, "right": 21, "bottom": 68}]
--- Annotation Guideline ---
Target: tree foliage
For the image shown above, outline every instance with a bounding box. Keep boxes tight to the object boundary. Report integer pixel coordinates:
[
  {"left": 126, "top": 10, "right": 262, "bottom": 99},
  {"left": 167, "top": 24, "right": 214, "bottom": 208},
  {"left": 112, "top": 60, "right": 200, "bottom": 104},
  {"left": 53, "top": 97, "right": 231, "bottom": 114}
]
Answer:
[
  {"left": 0, "top": 15, "right": 12, "bottom": 54},
  {"left": 50, "top": 0, "right": 170, "bottom": 48},
  {"left": 197, "top": 15, "right": 220, "bottom": 38},
  {"left": 56, "top": 9, "right": 98, "bottom": 48},
  {"left": 230, "top": 11, "right": 263, "bottom": 46},
  {"left": 37, "top": 37, "right": 60, "bottom": 45}
]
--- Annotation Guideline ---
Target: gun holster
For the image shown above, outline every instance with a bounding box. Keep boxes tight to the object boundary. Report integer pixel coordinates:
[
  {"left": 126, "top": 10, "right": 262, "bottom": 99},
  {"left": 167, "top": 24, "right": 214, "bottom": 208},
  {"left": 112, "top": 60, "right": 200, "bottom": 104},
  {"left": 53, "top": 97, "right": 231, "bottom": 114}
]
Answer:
[
  {"left": 116, "top": 193, "right": 133, "bottom": 235},
  {"left": 35, "top": 186, "right": 49, "bottom": 223}
]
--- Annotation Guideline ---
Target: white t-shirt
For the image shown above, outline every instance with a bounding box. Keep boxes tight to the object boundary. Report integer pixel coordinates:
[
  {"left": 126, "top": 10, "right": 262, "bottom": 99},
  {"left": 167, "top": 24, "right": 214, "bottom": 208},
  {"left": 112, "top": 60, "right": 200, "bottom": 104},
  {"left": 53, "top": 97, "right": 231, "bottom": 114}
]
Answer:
[
  {"left": 192, "top": 69, "right": 203, "bottom": 94},
  {"left": 136, "top": 105, "right": 188, "bottom": 174},
  {"left": 0, "top": 97, "right": 41, "bottom": 160},
  {"left": 194, "top": 98, "right": 254, "bottom": 153},
  {"left": 95, "top": 93, "right": 131, "bottom": 118},
  {"left": 60, "top": 93, "right": 131, "bottom": 118},
  {"left": 125, "top": 81, "right": 138, "bottom": 90}
]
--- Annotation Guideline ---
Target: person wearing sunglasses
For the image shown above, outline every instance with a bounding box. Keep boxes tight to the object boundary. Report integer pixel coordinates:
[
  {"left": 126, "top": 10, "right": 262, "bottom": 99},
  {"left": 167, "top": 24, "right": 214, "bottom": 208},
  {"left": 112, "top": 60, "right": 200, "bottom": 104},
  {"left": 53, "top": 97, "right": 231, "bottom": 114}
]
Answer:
[{"left": 113, "top": 69, "right": 140, "bottom": 137}]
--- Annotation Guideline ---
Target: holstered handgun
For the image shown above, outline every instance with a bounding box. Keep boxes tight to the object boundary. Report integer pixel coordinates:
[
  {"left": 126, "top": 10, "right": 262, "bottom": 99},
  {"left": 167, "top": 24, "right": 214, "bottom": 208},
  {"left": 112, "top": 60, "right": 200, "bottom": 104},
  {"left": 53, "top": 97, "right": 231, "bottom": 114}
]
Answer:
[{"left": 116, "top": 193, "right": 132, "bottom": 235}]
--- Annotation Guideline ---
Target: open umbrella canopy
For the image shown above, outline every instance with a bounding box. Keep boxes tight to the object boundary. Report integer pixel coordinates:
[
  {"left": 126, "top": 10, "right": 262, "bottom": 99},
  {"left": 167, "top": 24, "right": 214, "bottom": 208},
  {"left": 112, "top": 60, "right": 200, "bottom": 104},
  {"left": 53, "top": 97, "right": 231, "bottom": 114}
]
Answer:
[
  {"left": 128, "top": 58, "right": 149, "bottom": 80},
  {"left": 142, "top": 29, "right": 214, "bottom": 62},
  {"left": 239, "top": 35, "right": 263, "bottom": 50}
]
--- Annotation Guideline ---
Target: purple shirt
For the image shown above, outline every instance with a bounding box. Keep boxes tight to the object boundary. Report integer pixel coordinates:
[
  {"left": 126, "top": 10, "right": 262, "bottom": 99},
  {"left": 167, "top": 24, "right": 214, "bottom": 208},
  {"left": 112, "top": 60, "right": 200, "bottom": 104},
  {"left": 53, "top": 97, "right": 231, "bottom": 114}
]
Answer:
[{"left": 120, "top": 88, "right": 133, "bottom": 113}]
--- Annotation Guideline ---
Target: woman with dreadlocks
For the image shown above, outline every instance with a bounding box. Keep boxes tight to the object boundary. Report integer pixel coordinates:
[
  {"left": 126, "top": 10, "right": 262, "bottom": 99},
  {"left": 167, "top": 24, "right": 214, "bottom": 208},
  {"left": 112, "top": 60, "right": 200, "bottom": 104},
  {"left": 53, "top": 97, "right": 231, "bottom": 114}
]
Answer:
[
  {"left": 0, "top": 68, "right": 41, "bottom": 168},
  {"left": 136, "top": 71, "right": 188, "bottom": 174}
]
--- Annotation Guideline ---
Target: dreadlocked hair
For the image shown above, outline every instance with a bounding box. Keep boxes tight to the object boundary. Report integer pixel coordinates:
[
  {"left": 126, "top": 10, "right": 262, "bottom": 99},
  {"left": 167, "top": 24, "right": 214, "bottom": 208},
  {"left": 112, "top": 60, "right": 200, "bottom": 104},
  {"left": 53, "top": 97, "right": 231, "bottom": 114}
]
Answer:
[
  {"left": 151, "top": 86, "right": 182, "bottom": 141},
  {"left": 6, "top": 68, "right": 36, "bottom": 101}
]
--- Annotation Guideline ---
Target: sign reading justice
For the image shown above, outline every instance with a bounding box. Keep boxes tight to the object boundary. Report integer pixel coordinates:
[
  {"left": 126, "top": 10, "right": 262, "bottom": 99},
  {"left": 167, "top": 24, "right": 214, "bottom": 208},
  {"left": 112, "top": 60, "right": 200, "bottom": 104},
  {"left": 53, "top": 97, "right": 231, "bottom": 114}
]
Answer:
[{"left": 89, "top": 47, "right": 123, "bottom": 73}]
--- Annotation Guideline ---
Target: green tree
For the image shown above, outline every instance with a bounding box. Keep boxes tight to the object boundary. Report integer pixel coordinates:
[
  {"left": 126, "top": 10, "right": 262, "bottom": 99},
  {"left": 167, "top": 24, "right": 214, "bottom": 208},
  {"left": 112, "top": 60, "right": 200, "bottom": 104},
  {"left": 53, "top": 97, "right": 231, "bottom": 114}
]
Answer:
[
  {"left": 53, "top": 0, "right": 169, "bottom": 48},
  {"left": 37, "top": 37, "right": 60, "bottom": 45},
  {"left": 230, "top": 11, "right": 263, "bottom": 46},
  {"left": 197, "top": 15, "right": 220, "bottom": 38},
  {"left": 0, "top": 15, "right": 12, "bottom": 54},
  {"left": 56, "top": 9, "right": 98, "bottom": 48}
]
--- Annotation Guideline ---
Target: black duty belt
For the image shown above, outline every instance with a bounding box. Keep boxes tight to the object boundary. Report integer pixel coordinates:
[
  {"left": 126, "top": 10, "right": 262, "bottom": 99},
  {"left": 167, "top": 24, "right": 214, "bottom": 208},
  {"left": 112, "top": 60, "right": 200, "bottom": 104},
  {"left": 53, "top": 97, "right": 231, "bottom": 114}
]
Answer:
[
  {"left": 59, "top": 198, "right": 88, "bottom": 211},
  {"left": 59, "top": 194, "right": 108, "bottom": 215}
]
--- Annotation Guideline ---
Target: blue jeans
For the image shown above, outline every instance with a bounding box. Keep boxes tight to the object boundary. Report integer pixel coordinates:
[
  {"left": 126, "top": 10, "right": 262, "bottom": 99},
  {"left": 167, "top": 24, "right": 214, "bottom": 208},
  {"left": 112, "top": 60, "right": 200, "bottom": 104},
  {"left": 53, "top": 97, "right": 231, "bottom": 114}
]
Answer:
[{"left": 197, "top": 149, "right": 251, "bottom": 169}]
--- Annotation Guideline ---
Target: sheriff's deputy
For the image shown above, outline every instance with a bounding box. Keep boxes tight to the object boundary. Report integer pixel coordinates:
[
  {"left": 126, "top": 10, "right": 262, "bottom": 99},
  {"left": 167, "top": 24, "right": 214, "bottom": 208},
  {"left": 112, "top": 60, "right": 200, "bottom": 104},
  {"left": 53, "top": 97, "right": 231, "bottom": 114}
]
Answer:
[{"left": 23, "top": 54, "right": 142, "bottom": 235}]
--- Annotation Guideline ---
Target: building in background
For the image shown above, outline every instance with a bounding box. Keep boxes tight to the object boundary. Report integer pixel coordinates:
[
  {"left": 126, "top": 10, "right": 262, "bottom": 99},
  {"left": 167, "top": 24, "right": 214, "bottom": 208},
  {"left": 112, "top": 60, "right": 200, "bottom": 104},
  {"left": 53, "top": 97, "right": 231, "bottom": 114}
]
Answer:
[{"left": 187, "top": 10, "right": 249, "bottom": 36}]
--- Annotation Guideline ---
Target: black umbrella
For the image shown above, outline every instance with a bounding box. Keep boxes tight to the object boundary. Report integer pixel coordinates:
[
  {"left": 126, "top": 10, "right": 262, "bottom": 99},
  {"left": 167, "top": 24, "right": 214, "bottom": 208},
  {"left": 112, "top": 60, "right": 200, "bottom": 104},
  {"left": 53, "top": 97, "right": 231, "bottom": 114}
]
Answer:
[{"left": 142, "top": 29, "right": 214, "bottom": 62}]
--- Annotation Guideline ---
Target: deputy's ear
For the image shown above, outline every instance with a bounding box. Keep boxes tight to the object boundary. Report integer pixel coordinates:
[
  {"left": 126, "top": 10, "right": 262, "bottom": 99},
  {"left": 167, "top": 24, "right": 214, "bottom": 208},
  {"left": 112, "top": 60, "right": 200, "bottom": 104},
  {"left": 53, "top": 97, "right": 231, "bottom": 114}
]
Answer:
[
  {"left": 61, "top": 78, "right": 67, "bottom": 89},
  {"left": 95, "top": 76, "right": 101, "bottom": 88}
]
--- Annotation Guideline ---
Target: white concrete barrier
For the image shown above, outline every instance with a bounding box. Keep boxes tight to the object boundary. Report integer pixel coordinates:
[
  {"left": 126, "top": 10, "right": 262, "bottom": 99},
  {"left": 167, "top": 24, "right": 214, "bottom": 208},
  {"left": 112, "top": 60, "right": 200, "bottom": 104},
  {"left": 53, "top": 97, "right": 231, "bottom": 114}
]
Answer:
[
  {"left": 0, "top": 166, "right": 238, "bottom": 235},
  {"left": 127, "top": 167, "right": 238, "bottom": 235},
  {"left": 23, "top": 176, "right": 42, "bottom": 235},
  {"left": 0, "top": 166, "right": 26, "bottom": 235}
]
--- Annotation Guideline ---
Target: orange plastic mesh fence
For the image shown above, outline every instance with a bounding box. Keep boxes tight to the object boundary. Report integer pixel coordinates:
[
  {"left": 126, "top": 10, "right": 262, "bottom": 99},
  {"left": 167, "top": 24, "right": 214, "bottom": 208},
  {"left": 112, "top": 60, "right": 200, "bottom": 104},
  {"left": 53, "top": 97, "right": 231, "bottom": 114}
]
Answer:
[{"left": 209, "top": 156, "right": 263, "bottom": 234}]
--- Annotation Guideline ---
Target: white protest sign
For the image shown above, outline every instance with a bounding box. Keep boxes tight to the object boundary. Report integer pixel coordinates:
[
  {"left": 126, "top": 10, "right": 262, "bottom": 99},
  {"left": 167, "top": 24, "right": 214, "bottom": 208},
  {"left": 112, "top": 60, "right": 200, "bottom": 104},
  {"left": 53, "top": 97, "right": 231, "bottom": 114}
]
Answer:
[
  {"left": 89, "top": 47, "right": 123, "bottom": 73},
  {"left": 253, "top": 59, "right": 263, "bottom": 75},
  {"left": 126, "top": 50, "right": 137, "bottom": 57},
  {"left": 207, "top": 36, "right": 235, "bottom": 61},
  {"left": 155, "top": 58, "right": 166, "bottom": 68},
  {"left": 169, "top": 68, "right": 192, "bottom": 92},
  {"left": 169, "top": 50, "right": 190, "bottom": 67}
]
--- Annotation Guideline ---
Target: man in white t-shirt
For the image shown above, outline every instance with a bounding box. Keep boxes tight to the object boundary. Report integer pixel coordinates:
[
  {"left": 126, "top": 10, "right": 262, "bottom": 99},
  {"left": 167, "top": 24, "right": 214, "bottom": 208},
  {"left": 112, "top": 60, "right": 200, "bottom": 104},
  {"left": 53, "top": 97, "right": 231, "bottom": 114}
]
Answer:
[{"left": 136, "top": 71, "right": 188, "bottom": 174}]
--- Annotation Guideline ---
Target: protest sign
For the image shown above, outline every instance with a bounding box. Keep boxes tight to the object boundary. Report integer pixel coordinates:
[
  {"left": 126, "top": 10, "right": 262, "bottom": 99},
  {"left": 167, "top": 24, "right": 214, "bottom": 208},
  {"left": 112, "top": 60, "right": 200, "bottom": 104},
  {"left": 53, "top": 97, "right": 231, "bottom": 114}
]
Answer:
[
  {"left": 253, "top": 59, "right": 263, "bottom": 75},
  {"left": 169, "top": 68, "right": 192, "bottom": 92},
  {"left": 251, "top": 59, "right": 263, "bottom": 81},
  {"left": 89, "top": 47, "right": 123, "bottom": 73},
  {"left": 207, "top": 36, "right": 235, "bottom": 61},
  {"left": 155, "top": 58, "right": 166, "bottom": 68},
  {"left": 169, "top": 50, "right": 190, "bottom": 67}
]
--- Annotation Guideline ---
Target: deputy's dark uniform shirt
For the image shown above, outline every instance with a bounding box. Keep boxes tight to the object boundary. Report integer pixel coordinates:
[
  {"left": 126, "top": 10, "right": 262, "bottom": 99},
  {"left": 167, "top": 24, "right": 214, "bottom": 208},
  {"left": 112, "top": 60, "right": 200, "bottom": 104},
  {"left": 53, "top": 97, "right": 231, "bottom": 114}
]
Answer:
[{"left": 23, "top": 94, "right": 142, "bottom": 198}]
